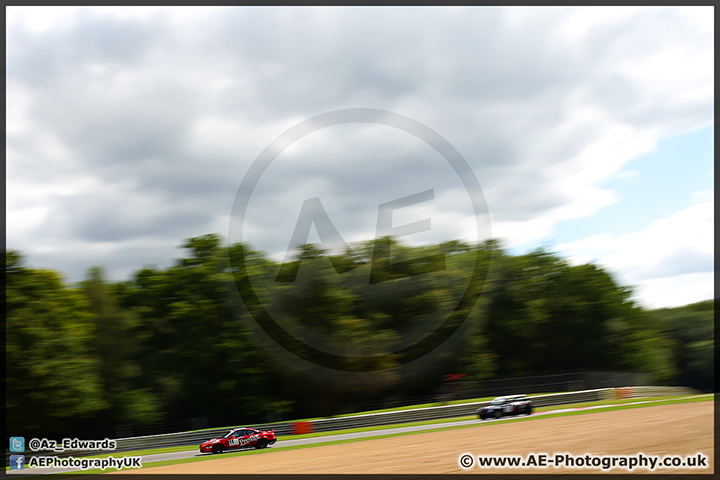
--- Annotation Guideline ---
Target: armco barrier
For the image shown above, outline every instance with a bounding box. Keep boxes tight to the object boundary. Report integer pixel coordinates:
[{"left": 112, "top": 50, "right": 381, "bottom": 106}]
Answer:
[
  {"left": 631, "top": 386, "right": 697, "bottom": 397},
  {"left": 6, "top": 386, "right": 698, "bottom": 465}
]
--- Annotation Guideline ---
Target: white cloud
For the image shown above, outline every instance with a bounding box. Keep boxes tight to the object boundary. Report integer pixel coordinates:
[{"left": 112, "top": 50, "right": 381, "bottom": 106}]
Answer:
[
  {"left": 616, "top": 169, "right": 639, "bottom": 181},
  {"left": 556, "top": 192, "right": 714, "bottom": 308},
  {"left": 491, "top": 217, "right": 555, "bottom": 250},
  {"left": 6, "top": 6, "right": 82, "bottom": 33},
  {"left": 6, "top": 6, "right": 169, "bottom": 33},
  {"left": 6, "top": 80, "right": 34, "bottom": 137},
  {"left": 185, "top": 116, "right": 269, "bottom": 160},
  {"left": 632, "top": 272, "right": 714, "bottom": 310}
]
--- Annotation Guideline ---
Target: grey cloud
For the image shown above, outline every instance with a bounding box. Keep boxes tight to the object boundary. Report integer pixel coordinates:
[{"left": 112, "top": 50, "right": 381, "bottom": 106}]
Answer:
[
  {"left": 634, "top": 249, "right": 714, "bottom": 281},
  {"left": 7, "top": 12, "right": 158, "bottom": 87},
  {"left": 28, "top": 241, "right": 183, "bottom": 285},
  {"left": 587, "top": 74, "right": 642, "bottom": 113},
  {"left": 40, "top": 192, "right": 212, "bottom": 243},
  {"left": 6, "top": 7, "right": 712, "bottom": 283}
]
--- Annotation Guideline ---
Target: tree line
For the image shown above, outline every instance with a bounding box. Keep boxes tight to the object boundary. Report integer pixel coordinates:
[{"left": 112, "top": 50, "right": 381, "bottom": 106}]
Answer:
[{"left": 5, "top": 234, "right": 714, "bottom": 438}]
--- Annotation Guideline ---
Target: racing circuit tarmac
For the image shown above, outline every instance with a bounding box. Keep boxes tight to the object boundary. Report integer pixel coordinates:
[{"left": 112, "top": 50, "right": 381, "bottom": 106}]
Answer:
[{"left": 7, "top": 396, "right": 711, "bottom": 476}]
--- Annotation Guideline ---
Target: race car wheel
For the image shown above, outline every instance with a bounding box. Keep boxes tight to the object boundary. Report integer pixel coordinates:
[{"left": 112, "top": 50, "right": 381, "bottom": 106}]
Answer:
[
  {"left": 254, "top": 439, "right": 269, "bottom": 449},
  {"left": 493, "top": 410, "right": 502, "bottom": 419},
  {"left": 212, "top": 444, "right": 224, "bottom": 454},
  {"left": 526, "top": 406, "right": 533, "bottom": 415}
]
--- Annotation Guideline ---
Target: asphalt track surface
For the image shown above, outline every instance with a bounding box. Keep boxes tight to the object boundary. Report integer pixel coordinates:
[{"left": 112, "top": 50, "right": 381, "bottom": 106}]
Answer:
[{"left": 7, "top": 396, "right": 709, "bottom": 476}]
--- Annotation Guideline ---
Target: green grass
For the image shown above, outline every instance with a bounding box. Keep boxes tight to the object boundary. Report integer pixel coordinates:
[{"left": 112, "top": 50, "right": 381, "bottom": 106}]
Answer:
[
  {"left": 534, "top": 393, "right": 711, "bottom": 411},
  {"left": 25, "top": 393, "right": 714, "bottom": 476}
]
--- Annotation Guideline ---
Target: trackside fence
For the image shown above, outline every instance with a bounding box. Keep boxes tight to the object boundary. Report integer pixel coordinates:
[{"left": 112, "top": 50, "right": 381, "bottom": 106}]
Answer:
[{"left": 6, "top": 385, "right": 699, "bottom": 466}]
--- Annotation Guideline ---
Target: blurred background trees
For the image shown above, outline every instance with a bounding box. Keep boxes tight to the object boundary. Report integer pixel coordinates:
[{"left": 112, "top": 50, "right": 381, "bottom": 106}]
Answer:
[
  {"left": 5, "top": 235, "right": 713, "bottom": 439},
  {"left": 7, "top": 253, "right": 108, "bottom": 437},
  {"left": 646, "top": 300, "right": 714, "bottom": 392},
  {"left": 481, "top": 249, "right": 676, "bottom": 382}
]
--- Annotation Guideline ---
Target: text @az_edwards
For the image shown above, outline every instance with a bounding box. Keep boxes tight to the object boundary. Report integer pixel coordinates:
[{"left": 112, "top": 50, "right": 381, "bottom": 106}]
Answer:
[
  {"left": 28, "top": 437, "right": 116, "bottom": 452},
  {"left": 458, "top": 452, "right": 709, "bottom": 471}
]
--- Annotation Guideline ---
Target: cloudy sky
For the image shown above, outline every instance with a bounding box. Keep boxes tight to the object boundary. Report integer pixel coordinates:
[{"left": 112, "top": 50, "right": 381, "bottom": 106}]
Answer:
[{"left": 6, "top": 6, "right": 713, "bottom": 309}]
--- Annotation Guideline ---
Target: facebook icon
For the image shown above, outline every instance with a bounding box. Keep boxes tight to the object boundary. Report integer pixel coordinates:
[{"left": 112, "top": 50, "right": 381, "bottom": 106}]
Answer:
[{"left": 10, "top": 455, "right": 25, "bottom": 470}]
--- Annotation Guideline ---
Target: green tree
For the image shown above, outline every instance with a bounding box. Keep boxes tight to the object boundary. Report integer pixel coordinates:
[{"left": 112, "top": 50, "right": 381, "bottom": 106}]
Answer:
[
  {"left": 8, "top": 233, "right": 695, "bottom": 432},
  {"left": 482, "top": 248, "right": 675, "bottom": 382},
  {"left": 648, "top": 300, "right": 714, "bottom": 391},
  {"left": 115, "top": 235, "right": 279, "bottom": 424},
  {"left": 6, "top": 252, "right": 107, "bottom": 437},
  {"left": 81, "top": 266, "right": 161, "bottom": 425}
]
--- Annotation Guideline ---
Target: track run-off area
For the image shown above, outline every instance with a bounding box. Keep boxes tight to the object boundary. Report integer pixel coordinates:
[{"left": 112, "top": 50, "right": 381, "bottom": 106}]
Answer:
[{"left": 8, "top": 394, "right": 714, "bottom": 475}]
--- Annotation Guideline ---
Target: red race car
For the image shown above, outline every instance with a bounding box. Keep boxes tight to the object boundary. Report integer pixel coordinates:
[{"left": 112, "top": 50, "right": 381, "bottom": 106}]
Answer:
[{"left": 200, "top": 427, "right": 277, "bottom": 454}]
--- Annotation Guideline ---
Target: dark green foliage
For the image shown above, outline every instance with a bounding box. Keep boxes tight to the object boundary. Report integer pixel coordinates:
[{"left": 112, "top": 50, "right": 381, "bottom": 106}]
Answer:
[
  {"left": 6, "top": 252, "right": 108, "bottom": 438},
  {"left": 81, "top": 266, "right": 161, "bottom": 425},
  {"left": 481, "top": 248, "right": 676, "bottom": 383},
  {"left": 4, "top": 236, "right": 710, "bottom": 437},
  {"left": 113, "top": 234, "right": 278, "bottom": 423},
  {"left": 647, "top": 300, "right": 714, "bottom": 391}
]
